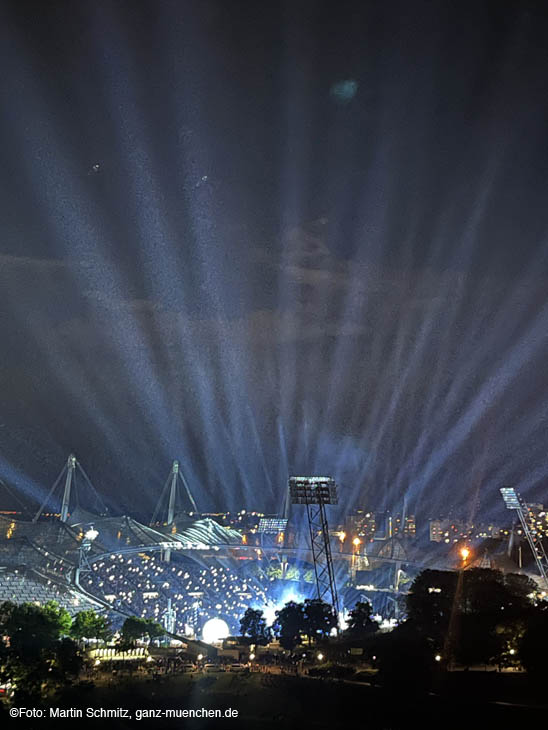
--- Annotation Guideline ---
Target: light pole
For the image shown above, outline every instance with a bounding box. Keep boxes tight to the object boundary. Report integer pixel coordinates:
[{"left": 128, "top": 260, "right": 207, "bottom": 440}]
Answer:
[
  {"left": 75, "top": 526, "right": 99, "bottom": 588},
  {"left": 459, "top": 546, "right": 471, "bottom": 568}
]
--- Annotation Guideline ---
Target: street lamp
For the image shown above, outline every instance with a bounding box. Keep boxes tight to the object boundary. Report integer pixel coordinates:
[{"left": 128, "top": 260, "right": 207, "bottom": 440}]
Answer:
[{"left": 460, "top": 546, "right": 471, "bottom": 565}]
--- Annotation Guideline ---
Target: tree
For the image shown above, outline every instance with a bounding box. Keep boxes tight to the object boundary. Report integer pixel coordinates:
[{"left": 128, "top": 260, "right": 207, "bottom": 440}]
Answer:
[
  {"left": 374, "top": 623, "right": 436, "bottom": 692},
  {"left": 407, "top": 568, "right": 536, "bottom": 667},
  {"left": 43, "top": 600, "right": 72, "bottom": 636},
  {"left": 3, "top": 601, "right": 68, "bottom": 659},
  {"left": 345, "top": 601, "right": 378, "bottom": 638},
  {"left": 273, "top": 601, "right": 305, "bottom": 651},
  {"left": 519, "top": 603, "right": 548, "bottom": 677},
  {"left": 49, "top": 637, "right": 83, "bottom": 685},
  {"left": 0, "top": 601, "right": 82, "bottom": 702},
  {"left": 120, "top": 616, "right": 165, "bottom": 646},
  {"left": 239, "top": 608, "right": 271, "bottom": 645},
  {"left": 70, "top": 610, "right": 112, "bottom": 643},
  {"left": 406, "top": 569, "right": 458, "bottom": 638},
  {"left": 453, "top": 613, "right": 502, "bottom": 668},
  {"left": 302, "top": 599, "right": 337, "bottom": 643},
  {"left": 144, "top": 618, "right": 165, "bottom": 640}
]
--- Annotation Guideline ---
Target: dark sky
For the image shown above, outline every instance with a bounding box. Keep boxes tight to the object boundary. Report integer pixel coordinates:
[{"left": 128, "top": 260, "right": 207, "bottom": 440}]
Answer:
[{"left": 1, "top": 0, "right": 547, "bottom": 526}]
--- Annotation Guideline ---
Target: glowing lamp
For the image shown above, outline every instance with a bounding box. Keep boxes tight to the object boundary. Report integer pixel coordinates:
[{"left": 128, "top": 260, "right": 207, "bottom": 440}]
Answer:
[
  {"left": 85, "top": 527, "right": 99, "bottom": 541},
  {"left": 202, "top": 618, "right": 230, "bottom": 645}
]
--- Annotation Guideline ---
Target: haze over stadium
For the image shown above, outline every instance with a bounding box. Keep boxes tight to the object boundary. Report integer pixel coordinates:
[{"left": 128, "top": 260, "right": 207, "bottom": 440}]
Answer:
[{"left": 0, "top": 1, "right": 547, "bottom": 544}]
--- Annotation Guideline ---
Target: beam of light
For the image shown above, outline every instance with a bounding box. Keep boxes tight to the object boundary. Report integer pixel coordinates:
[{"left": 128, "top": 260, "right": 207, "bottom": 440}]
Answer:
[
  {"left": 0, "top": 455, "right": 52, "bottom": 511},
  {"left": 0, "top": 50, "right": 135, "bottom": 467},
  {"left": 87, "top": 2, "right": 188, "bottom": 458},
  {"left": 2, "top": 0, "right": 548, "bottom": 530},
  {"left": 406, "top": 299, "right": 548, "bottom": 517},
  {"left": 0, "top": 20, "right": 179, "bottom": 503},
  {"left": 382, "top": 158, "right": 501, "bottom": 512}
]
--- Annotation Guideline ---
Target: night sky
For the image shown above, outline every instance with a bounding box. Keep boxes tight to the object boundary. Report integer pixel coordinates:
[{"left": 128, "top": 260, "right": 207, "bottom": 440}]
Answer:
[{"left": 1, "top": 0, "right": 547, "bottom": 526}]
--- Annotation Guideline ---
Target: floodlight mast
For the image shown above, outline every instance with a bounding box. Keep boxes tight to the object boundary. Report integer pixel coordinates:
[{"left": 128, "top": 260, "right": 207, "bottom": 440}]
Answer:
[
  {"left": 289, "top": 476, "right": 340, "bottom": 618},
  {"left": 500, "top": 486, "right": 548, "bottom": 591}
]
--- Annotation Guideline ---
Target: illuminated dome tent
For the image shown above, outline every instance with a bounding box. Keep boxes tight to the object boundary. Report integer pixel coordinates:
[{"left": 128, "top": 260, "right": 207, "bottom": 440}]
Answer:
[{"left": 202, "top": 617, "right": 230, "bottom": 645}]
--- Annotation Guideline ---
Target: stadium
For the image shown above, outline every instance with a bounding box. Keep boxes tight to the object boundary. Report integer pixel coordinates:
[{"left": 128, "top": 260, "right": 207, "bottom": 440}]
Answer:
[
  {"left": 0, "top": 508, "right": 278, "bottom": 637},
  {"left": 0, "top": 459, "right": 408, "bottom": 638},
  {"left": 2, "top": 455, "right": 535, "bottom": 643},
  {"left": 0, "top": 456, "right": 281, "bottom": 640}
]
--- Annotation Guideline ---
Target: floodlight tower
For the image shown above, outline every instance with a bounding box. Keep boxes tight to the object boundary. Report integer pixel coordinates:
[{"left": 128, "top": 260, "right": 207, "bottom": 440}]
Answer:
[
  {"left": 500, "top": 486, "right": 548, "bottom": 590},
  {"left": 289, "top": 476, "right": 339, "bottom": 616}
]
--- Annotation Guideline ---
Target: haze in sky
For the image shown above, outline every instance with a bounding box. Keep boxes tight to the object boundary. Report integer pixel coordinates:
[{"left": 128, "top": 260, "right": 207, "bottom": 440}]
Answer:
[{"left": 0, "top": 0, "right": 547, "bottom": 529}]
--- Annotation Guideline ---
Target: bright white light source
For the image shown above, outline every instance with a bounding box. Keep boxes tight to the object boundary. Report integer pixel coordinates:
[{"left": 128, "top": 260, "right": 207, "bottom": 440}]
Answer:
[{"left": 202, "top": 618, "right": 229, "bottom": 645}]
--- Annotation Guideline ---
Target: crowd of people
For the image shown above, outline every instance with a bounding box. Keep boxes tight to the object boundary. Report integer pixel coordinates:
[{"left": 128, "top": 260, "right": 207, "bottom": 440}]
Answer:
[{"left": 84, "top": 552, "right": 270, "bottom": 634}]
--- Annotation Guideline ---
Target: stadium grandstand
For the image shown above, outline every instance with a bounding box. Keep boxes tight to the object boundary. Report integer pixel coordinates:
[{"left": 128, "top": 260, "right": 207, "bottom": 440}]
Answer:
[{"left": 0, "top": 508, "right": 270, "bottom": 636}]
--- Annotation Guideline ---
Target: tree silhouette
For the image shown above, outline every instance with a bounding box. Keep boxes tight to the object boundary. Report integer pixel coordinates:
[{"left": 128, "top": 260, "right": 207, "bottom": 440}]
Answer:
[
  {"left": 273, "top": 601, "right": 305, "bottom": 650},
  {"left": 345, "top": 601, "right": 378, "bottom": 638},
  {"left": 239, "top": 608, "right": 271, "bottom": 645},
  {"left": 302, "top": 599, "right": 337, "bottom": 643}
]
